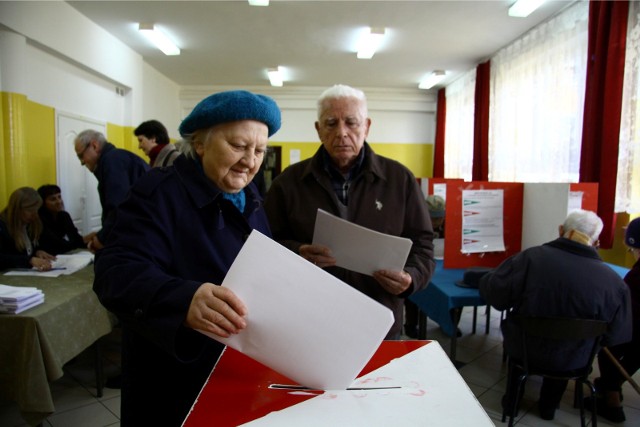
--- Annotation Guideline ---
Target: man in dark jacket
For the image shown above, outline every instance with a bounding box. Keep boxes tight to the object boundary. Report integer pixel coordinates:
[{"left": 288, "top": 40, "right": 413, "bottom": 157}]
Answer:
[
  {"left": 74, "top": 129, "right": 149, "bottom": 251},
  {"left": 480, "top": 209, "right": 632, "bottom": 421},
  {"left": 264, "top": 84, "right": 435, "bottom": 339}
]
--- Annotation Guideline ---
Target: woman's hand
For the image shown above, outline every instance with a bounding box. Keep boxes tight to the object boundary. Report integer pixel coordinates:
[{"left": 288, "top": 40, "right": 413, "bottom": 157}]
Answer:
[
  {"left": 30, "top": 256, "right": 52, "bottom": 271},
  {"left": 185, "top": 283, "right": 248, "bottom": 338},
  {"left": 35, "top": 250, "right": 55, "bottom": 260},
  {"left": 299, "top": 244, "right": 336, "bottom": 268}
]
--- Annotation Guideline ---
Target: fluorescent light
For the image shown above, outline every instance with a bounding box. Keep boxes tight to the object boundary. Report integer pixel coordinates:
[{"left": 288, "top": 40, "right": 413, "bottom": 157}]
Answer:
[
  {"left": 248, "top": 0, "right": 269, "bottom": 5},
  {"left": 357, "top": 27, "right": 386, "bottom": 59},
  {"left": 138, "top": 23, "right": 180, "bottom": 56},
  {"left": 508, "top": 0, "right": 546, "bottom": 18},
  {"left": 419, "top": 71, "right": 447, "bottom": 90},
  {"left": 267, "top": 67, "right": 283, "bottom": 87}
]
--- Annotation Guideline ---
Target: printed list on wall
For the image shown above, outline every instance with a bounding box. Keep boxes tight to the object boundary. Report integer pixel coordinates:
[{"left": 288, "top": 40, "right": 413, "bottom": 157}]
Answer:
[{"left": 461, "top": 189, "right": 506, "bottom": 253}]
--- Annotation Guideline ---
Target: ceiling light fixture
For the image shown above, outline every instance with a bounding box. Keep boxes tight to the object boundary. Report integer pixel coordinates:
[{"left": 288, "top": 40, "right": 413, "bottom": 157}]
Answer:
[
  {"left": 418, "top": 71, "right": 447, "bottom": 90},
  {"left": 267, "top": 67, "right": 283, "bottom": 87},
  {"left": 508, "top": 0, "right": 546, "bottom": 18},
  {"left": 248, "top": 0, "right": 270, "bottom": 6},
  {"left": 357, "top": 27, "right": 386, "bottom": 59},
  {"left": 138, "top": 23, "right": 180, "bottom": 56}
]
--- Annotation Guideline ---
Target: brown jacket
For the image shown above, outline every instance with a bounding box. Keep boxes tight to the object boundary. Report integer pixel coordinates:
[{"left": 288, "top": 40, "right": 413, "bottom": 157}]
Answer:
[{"left": 265, "top": 143, "right": 435, "bottom": 339}]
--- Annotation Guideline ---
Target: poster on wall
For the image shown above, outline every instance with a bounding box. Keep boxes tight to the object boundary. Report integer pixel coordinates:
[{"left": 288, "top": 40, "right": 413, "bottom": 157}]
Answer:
[
  {"left": 568, "top": 191, "right": 583, "bottom": 213},
  {"left": 461, "top": 189, "right": 506, "bottom": 253},
  {"left": 433, "top": 183, "right": 447, "bottom": 200}
]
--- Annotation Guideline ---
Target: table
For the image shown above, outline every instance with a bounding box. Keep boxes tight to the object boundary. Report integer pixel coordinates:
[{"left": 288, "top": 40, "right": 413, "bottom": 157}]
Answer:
[
  {"left": 409, "top": 259, "right": 488, "bottom": 363},
  {"left": 183, "top": 340, "right": 494, "bottom": 426},
  {"left": 0, "top": 265, "right": 114, "bottom": 426}
]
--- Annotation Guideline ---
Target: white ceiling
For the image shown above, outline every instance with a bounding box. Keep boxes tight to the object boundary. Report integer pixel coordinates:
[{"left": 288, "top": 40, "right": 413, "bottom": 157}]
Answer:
[{"left": 67, "top": 0, "right": 575, "bottom": 90}]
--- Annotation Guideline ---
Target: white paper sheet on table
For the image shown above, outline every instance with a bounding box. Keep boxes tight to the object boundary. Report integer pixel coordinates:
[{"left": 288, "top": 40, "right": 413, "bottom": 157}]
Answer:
[
  {"left": 4, "top": 251, "right": 94, "bottom": 277},
  {"left": 311, "top": 209, "right": 412, "bottom": 276},
  {"left": 198, "top": 230, "right": 394, "bottom": 390}
]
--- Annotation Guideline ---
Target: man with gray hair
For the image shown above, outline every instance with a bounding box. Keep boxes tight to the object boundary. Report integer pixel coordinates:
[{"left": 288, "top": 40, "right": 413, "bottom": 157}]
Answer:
[
  {"left": 480, "top": 209, "right": 632, "bottom": 421},
  {"left": 74, "top": 129, "right": 149, "bottom": 251},
  {"left": 265, "top": 84, "right": 435, "bottom": 340}
]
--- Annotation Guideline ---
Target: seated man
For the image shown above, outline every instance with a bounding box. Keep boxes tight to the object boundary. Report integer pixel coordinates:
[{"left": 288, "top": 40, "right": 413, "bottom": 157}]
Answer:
[{"left": 479, "top": 209, "right": 632, "bottom": 421}]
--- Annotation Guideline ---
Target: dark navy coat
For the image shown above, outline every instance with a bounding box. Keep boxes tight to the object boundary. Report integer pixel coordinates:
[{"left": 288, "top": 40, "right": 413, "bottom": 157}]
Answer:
[
  {"left": 479, "top": 237, "right": 632, "bottom": 371},
  {"left": 94, "top": 154, "right": 271, "bottom": 427},
  {"left": 93, "top": 142, "right": 149, "bottom": 243}
]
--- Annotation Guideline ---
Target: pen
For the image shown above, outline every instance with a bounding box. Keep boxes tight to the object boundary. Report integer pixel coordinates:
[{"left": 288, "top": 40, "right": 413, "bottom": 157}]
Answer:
[{"left": 49, "top": 267, "right": 67, "bottom": 271}]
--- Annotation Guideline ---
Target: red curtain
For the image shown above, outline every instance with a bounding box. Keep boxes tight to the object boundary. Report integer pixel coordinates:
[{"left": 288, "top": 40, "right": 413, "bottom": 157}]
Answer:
[
  {"left": 433, "top": 88, "right": 446, "bottom": 178},
  {"left": 472, "top": 61, "right": 491, "bottom": 181},
  {"left": 580, "top": 0, "right": 629, "bottom": 249}
]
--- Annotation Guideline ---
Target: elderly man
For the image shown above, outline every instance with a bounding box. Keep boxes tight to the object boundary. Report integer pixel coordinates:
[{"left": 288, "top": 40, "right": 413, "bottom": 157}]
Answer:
[
  {"left": 74, "top": 130, "right": 149, "bottom": 252},
  {"left": 479, "top": 209, "right": 632, "bottom": 421},
  {"left": 264, "top": 84, "right": 435, "bottom": 340}
]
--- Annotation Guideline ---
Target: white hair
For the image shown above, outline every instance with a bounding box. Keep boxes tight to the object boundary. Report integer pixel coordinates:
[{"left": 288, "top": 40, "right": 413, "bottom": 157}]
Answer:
[
  {"left": 563, "top": 209, "right": 603, "bottom": 243},
  {"left": 316, "top": 84, "right": 368, "bottom": 120}
]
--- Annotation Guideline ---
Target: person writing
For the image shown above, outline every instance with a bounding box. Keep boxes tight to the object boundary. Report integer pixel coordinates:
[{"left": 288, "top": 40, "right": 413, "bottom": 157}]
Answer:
[
  {"left": 93, "top": 90, "right": 281, "bottom": 426},
  {"left": 0, "top": 187, "right": 55, "bottom": 271},
  {"left": 479, "top": 209, "right": 632, "bottom": 421},
  {"left": 134, "top": 119, "right": 181, "bottom": 167},
  {"left": 591, "top": 217, "right": 640, "bottom": 423},
  {"left": 264, "top": 84, "right": 435, "bottom": 340},
  {"left": 37, "top": 184, "right": 88, "bottom": 255}
]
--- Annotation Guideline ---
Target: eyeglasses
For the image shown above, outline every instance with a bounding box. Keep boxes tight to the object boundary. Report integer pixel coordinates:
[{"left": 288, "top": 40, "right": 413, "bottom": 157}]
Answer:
[{"left": 77, "top": 143, "right": 91, "bottom": 161}]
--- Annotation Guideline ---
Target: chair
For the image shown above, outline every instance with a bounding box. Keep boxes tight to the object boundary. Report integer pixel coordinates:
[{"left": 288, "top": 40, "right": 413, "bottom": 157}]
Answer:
[{"left": 501, "top": 316, "right": 608, "bottom": 427}]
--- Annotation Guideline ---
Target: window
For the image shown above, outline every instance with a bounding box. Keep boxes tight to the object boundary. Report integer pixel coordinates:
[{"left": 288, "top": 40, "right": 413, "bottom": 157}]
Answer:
[
  {"left": 488, "top": 1, "right": 588, "bottom": 182},
  {"left": 616, "top": 0, "right": 640, "bottom": 213},
  {"left": 444, "top": 69, "right": 476, "bottom": 181}
]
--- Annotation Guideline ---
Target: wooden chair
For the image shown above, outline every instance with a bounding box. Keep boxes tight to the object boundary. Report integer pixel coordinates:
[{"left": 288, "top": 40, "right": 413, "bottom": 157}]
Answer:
[{"left": 501, "top": 316, "right": 608, "bottom": 427}]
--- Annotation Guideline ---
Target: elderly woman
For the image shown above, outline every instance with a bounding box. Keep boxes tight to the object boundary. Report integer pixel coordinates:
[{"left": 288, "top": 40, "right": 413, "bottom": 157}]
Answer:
[
  {"left": 0, "top": 187, "right": 55, "bottom": 271},
  {"left": 94, "top": 90, "right": 281, "bottom": 427},
  {"left": 37, "top": 184, "right": 87, "bottom": 255}
]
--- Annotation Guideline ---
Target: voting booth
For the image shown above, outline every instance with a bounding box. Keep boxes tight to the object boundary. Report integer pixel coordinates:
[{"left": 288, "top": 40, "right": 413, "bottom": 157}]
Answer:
[{"left": 420, "top": 179, "right": 599, "bottom": 269}]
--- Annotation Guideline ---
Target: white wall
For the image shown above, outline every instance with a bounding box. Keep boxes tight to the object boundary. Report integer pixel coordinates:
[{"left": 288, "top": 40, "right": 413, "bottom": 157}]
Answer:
[{"left": 180, "top": 86, "right": 436, "bottom": 143}]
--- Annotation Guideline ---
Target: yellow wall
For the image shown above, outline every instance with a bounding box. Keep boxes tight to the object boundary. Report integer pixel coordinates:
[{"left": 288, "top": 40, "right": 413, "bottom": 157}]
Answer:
[
  {"left": 270, "top": 141, "right": 434, "bottom": 178},
  {"left": 0, "top": 92, "right": 146, "bottom": 208},
  {"left": 106, "top": 124, "right": 148, "bottom": 161},
  {"left": 599, "top": 212, "right": 640, "bottom": 268},
  {"left": 1, "top": 92, "right": 56, "bottom": 207}
]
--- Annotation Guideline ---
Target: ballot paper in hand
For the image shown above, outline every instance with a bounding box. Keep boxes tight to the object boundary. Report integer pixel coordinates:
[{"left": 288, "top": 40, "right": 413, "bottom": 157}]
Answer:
[
  {"left": 312, "top": 209, "right": 412, "bottom": 276},
  {"left": 198, "top": 230, "right": 394, "bottom": 391}
]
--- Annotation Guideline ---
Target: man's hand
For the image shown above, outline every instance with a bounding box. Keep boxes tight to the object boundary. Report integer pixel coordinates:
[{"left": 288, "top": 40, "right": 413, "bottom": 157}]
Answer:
[
  {"left": 87, "top": 235, "right": 104, "bottom": 253},
  {"left": 299, "top": 244, "right": 336, "bottom": 268},
  {"left": 373, "top": 270, "right": 412, "bottom": 295},
  {"left": 185, "top": 283, "right": 248, "bottom": 338}
]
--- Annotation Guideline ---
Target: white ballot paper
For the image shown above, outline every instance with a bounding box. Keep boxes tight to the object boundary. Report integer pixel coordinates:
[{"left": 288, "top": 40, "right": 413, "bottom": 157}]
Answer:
[
  {"left": 198, "top": 230, "right": 394, "bottom": 390},
  {"left": 312, "top": 209, "right": 412, "bottom": 276},
  {"left": 4, "top": 251, "right": 94, "bottom": 277}
]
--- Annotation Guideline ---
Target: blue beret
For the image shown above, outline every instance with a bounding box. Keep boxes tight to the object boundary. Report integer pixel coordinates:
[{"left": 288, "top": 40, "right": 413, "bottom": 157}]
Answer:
[{"left": 179, "top": 90, "right": 281, "bottom": 137}]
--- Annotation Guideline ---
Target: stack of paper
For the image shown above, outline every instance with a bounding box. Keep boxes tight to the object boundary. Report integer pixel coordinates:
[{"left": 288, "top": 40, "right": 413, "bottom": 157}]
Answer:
[{"left": 0, "top": 284, "right": 44, "bottom": 314}]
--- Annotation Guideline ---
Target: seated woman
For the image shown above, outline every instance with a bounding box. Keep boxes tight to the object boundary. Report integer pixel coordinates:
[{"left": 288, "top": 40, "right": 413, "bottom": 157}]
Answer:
[
  {"left": 0, "top": 187, "right": 55, "bottom": 271},
  {"left": 37, "top": 184, "right": 87, "bottom": 255}
]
